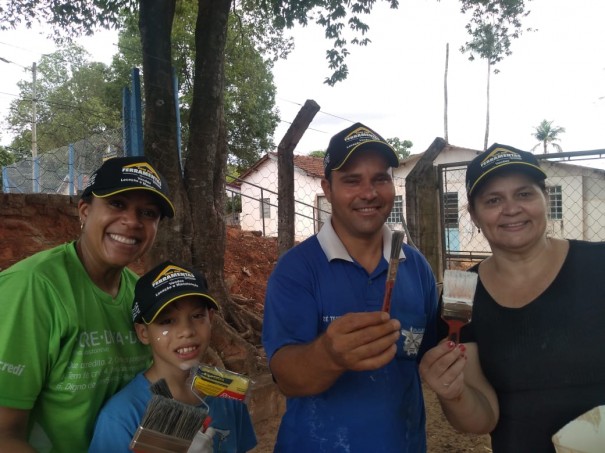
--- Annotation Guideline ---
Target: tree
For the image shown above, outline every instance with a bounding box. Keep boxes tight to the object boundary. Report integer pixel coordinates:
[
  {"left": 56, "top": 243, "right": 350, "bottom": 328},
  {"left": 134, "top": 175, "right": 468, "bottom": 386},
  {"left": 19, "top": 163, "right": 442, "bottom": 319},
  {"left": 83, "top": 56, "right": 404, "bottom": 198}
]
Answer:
[
  {"left": 0, "top": 0, "right": 534, "bottom": 375},
  {"left": 0, "top": 146, "right": 16, "bottom": 166},
  {"left": 458, "top": 0, "right": 531, "bottom": 150},
  {"left": 386, "top": 137, "right": 412, "bottom": 160},
  {"left": 111, "top": 5, "right": 286, "bottom": 171},
  {"left": 531, "top": 119, "right": 565, "bottom": 154},
  {"left": 308, "top": 150, "right": 325, "bottom": 158},
  {"left": 6, "top": 44, "right": 121, "bottom": 153},
  {"left": 0, "top": 146, "right": 16, "bottom": 188}
]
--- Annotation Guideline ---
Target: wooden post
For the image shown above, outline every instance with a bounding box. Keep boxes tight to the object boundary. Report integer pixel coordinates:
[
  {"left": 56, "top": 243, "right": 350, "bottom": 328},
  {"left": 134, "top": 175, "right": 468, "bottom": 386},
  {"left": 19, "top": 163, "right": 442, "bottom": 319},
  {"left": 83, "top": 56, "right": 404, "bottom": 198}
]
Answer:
[
  {"left": 405, "top": 137, "right": 447, "bottom": 279},
  {"left": 277, "top": 100, "right": 321, "bottom": 257}
]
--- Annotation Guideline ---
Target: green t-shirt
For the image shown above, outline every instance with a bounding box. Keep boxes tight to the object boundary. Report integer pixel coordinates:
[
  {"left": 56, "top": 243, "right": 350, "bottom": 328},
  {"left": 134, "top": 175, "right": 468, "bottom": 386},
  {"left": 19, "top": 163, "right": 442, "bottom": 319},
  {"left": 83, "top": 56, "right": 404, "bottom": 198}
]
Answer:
[{"left": 0, "top": 242, "right": 151, "bottom": 453}]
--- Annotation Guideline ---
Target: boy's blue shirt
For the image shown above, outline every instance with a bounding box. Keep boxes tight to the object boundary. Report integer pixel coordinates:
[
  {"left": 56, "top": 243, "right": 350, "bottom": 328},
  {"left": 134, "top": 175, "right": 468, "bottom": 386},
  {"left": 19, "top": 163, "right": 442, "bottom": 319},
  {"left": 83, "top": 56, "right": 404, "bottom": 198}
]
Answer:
[{"left": 90, "top": 372, "right": 257, "bottom": 452}]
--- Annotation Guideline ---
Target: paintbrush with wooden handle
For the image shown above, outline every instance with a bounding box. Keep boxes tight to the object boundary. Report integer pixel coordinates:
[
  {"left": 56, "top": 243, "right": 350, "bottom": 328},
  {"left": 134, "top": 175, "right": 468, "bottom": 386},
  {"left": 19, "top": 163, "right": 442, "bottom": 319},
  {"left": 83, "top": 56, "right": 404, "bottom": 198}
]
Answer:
[
  {"left": 441, "top": 270, "right": 478, "bottom": 343},
  {"left": 381, "top": 230, "right": 405, "bottom": 313},
  {"left": 130, "top": 379, "right": 210, "bottom": 453}
]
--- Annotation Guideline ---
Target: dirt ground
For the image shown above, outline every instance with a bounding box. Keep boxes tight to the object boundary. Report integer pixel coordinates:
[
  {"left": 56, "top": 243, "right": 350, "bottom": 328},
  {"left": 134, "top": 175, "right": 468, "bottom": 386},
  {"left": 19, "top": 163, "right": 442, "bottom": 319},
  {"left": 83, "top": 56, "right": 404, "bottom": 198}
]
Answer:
[{"left": 224, "top": 227, "right": 491, "bottom": 452}]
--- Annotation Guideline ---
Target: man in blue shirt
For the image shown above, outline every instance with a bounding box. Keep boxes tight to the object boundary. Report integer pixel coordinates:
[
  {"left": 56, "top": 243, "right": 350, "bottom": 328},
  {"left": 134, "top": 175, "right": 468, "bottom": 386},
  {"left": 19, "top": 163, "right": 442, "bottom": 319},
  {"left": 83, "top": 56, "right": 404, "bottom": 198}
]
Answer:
[{"left": 262, "top": 122, "right": 439, "bottom": 452}]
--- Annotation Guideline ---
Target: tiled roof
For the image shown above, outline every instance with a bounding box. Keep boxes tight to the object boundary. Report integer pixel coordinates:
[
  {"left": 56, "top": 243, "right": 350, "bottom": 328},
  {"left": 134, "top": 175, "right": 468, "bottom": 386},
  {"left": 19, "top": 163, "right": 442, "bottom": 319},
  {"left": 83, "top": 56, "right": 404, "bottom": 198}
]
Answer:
[{"left": 292, "top": 154, "right": 324, "bottom": 178}]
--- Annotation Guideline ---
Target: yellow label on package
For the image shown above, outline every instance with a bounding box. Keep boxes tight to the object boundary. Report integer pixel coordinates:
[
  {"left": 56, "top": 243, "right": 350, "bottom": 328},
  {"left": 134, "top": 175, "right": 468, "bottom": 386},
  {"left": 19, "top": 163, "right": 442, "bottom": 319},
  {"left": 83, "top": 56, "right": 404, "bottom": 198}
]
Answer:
[{"left": 191, "top": 365, "right": 250, "bottom": 402}]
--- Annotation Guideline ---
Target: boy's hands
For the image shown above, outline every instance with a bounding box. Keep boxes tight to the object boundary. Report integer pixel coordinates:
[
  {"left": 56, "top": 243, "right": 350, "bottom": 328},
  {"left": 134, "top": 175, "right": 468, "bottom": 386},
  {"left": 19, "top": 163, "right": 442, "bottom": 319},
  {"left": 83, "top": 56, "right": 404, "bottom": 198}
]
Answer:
[{"left": 187, "top": 427, "right": 215, "bottom": 453}]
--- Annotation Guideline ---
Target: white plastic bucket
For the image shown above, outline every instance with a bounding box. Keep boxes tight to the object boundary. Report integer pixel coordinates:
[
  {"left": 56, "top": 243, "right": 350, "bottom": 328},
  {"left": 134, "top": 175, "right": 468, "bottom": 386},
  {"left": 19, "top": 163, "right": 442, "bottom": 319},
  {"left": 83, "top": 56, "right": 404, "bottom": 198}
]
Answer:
[{"left": 552, "top": 406, "right": 605, "bottom": 453}]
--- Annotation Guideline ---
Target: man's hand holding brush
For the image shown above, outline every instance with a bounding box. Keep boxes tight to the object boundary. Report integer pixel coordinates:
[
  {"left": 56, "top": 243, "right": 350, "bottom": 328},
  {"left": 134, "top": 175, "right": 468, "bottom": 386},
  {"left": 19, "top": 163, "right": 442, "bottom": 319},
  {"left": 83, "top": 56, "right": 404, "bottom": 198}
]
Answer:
[
  {"left": 321, "top": 312, "right": 401, "bottom": 372},
  {"left": 270, "top": 312, "right": 400, "bottom": 397}
]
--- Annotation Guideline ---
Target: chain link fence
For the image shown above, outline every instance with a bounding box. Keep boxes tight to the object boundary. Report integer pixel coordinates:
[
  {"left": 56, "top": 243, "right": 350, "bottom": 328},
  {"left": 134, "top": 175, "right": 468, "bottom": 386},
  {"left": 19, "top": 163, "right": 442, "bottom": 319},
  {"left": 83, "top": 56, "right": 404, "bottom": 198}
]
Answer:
[
  {"left": 2, "top": 130, "right": 123, "bottom": 195},
  {"left": 2, "top": 139, "right": 331, "bottom": 240},
  {"left": 9, "top": 140, "right": 602, "bottom": 254},
  {"left": 439, "top": 150, "right": 605, "bottom": 269},
  {"left": 229, "top": 172, "right": 331, "bottom": 241}
]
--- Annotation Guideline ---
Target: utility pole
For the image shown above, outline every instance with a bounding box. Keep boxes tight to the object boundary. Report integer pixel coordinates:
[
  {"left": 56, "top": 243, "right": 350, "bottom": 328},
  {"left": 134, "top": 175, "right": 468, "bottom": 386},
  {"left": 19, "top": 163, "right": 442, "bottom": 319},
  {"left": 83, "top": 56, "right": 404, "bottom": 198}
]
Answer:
[
  {"left": 31, "top": 61, "right": 38, "bottom": 192},
  {"left": 32, "top": 62, "right": 37, "bottom": 160}
]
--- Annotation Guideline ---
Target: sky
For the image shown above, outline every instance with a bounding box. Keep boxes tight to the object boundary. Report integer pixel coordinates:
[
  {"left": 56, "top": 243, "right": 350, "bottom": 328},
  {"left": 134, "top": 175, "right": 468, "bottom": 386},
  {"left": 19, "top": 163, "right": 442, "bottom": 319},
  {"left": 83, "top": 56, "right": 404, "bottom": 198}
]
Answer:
[{"left": 1, "top": 0, "right": 604, "bottom": 156}]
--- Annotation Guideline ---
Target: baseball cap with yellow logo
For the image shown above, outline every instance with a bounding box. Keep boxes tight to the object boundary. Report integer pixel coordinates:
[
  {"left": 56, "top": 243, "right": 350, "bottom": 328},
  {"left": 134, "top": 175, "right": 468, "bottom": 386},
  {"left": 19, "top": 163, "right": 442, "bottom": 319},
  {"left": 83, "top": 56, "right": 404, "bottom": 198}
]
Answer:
[
  {"left": 132, "top": 260, "right": 219, "bottom": 324},
  {"left": 466, "top": 143, "right": 547, "bottom": 199},
  {"left": 323, "top": 122, "right": 399, "bottom": 178},
  {"left": 81, "top": 156, "right": 175, "bottom": 218}
]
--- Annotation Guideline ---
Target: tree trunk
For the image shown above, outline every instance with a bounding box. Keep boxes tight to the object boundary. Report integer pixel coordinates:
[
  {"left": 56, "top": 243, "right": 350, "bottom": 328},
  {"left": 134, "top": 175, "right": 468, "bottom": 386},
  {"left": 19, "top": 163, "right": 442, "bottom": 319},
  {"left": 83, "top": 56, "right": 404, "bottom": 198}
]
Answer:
[
  {"left": 139, "top": 0, "right": 193, "bottom": 268},
  {"left": 138, "top": 0, "right": 265, "bottom": 376},
  {"left": 184, "top": 0, "right": 262, "bottom": 374}
]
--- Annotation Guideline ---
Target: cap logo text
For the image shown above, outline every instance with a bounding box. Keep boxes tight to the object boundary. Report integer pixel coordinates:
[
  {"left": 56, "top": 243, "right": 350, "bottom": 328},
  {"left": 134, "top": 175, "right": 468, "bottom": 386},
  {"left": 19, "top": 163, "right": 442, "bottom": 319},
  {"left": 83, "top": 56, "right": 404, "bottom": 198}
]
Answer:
[
  {"left": 480, "top": 147, "right": 522, "bottom": 169},
  {"left": 123, "top": 163, "right": 162, "bottom": 189}
]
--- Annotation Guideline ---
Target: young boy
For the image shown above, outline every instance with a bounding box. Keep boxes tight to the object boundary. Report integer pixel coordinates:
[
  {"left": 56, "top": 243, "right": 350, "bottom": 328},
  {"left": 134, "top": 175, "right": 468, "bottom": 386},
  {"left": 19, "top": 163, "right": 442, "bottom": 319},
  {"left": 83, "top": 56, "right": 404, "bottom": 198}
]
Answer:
[{"left": 90, "top": 260, "right": 257, "bottom": 453}]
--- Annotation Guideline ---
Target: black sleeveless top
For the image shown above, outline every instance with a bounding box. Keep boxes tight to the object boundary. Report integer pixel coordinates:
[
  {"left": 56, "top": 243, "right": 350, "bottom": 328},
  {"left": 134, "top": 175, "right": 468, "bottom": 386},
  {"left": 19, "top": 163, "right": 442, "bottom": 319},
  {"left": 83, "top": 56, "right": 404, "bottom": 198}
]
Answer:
[{"left": 461, "top": 240, "right": 605, "bottom": 453}]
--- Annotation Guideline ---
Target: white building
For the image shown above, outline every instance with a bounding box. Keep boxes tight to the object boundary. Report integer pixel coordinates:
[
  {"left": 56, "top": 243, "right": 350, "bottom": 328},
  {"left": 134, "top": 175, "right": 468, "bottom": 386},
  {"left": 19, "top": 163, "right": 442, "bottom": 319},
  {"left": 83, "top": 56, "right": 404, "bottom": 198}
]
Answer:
[
  {"left": 236, "top": 142, "right": 605, "bottom": 252},
  {"left": 237, "top": 153, "right": 325, "bottom": 240}
]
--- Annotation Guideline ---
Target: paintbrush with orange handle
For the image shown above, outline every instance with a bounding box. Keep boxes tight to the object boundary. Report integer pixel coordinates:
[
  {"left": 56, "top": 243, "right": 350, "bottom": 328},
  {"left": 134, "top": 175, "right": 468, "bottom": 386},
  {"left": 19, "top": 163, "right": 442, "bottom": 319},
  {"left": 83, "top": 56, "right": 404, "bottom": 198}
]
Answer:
[
  {"left": 381, "top": 231, "right": 405, "bottom": 313},
  {"left": 441, "top": 270, "right": 478, "bottom": 344}
]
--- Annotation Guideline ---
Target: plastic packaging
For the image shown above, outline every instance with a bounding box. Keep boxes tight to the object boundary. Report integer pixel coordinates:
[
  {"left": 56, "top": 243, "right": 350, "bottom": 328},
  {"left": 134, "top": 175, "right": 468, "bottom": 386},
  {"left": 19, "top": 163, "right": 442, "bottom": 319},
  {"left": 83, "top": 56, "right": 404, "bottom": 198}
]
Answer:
[{"left": 190, "top": 364, "right": 252, "bottom": 403}]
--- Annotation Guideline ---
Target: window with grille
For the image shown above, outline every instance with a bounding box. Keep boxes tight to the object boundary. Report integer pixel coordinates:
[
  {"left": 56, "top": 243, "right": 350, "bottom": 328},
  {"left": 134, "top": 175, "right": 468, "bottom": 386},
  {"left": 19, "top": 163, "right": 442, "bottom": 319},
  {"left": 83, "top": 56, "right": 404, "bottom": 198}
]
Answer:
[
  {"left": 387, "top": 195, "right": 403, "bottom": 224},
  {"left": 547, "top": 186, "right": 562, "bottom": 220},
  {"left": 444, "top": 192, "right": 459, "bottom": 227},
  {"left": 260, "top": 198, "right": 271, "bottom": 219}
]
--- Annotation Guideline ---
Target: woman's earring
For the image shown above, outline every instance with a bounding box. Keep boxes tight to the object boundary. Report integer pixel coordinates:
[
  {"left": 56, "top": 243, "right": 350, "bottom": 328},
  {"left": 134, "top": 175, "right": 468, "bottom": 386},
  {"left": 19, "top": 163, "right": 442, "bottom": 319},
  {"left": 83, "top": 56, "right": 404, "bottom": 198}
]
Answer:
[
  {"left": 80, "top": 218, "right": 84, "bottom": 230},
  {"left": 478, "top": 227, "right": 481, "bottom": 234}
]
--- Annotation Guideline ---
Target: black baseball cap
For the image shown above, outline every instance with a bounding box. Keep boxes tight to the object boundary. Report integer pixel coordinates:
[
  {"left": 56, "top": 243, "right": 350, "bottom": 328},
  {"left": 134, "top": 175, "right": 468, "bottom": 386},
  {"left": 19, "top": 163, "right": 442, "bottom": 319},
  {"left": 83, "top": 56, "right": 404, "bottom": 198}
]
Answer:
[
  {"left": 81, "top": 156, "right": 175, "bottom": 218},
  {"left": 132, "top": 260, "right": 219, "bottom": 324},
  {"left": 323, "top": 122, "right": 399, "bottom": 178},
  {"left": 466, "top": 143, "right": 547, "bottom": 198}
]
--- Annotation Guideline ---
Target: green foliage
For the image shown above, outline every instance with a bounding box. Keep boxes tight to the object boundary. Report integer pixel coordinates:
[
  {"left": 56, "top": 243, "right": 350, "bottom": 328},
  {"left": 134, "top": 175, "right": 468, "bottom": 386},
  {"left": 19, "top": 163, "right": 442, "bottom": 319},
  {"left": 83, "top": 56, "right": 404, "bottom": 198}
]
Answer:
[
  {"left": 531, "top": 119, "right": 565, "bottom": 153},
  {"left": 223, "top": 13, "right": 282, "bottom": 170},
  {"left": 0, "top": 146, "right": 16, "bottom": 188},
  {"left": 458, "top": 0, "right": 531, "bottom": 69},
  {"left": 6, "top": 43, "right": 121, "bottom": 153},
  {"left": 0, "top": 0, "right": 534, "bottom": 90},
  {"left": 308, "top": 150, "right": 326, "bottom": 158},
  {"left": 225, "top": 194, "right": 242, "bottom": 214},
  {"left": 112, "top": 4, "right": 286, "bottom": 171},
  {"left": 0, "top": 1, "right": 133, "bottom": 37},
  {"left": 268, "top": 0, "right": 398, "bottom": 85},
  {"left": 386, "top": 137, "right": 412, "bottom": 160},
  {"left": 0, "top": 146, "right": 16, "bottom": 166}
]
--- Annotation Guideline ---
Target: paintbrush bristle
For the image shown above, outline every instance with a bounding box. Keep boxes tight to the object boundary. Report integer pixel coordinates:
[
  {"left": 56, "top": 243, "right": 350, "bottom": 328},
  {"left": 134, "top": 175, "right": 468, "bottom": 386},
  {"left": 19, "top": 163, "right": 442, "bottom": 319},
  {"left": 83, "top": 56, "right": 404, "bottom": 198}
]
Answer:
[
  {"left": 442, "top": 270, "right": 478, "bottom": 302},
  {"left": 139, "top": 395, "right": 208, "bottom": 441},
  {"left": 390, "top": 231, "right": 405, "bottom": 259},
  {"left": 149, "top": 378, "right": 173, "bottom": 398}
]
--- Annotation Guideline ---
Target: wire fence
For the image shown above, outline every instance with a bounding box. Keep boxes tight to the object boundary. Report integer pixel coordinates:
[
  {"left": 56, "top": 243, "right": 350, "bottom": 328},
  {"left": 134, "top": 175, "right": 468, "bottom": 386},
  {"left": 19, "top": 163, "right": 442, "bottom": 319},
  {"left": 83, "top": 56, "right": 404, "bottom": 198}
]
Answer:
[
  {"left": 6, "top": 141, "right": 604, "bottom": 254},
  {"left": 225, "top": 174, "right": 332, "bottom": 241},
  {"left": 2, "top": 130, "right": 124, "bottom": 195},
  {"left": 1, "top": 136, "right": 331, "bottom": 240}
]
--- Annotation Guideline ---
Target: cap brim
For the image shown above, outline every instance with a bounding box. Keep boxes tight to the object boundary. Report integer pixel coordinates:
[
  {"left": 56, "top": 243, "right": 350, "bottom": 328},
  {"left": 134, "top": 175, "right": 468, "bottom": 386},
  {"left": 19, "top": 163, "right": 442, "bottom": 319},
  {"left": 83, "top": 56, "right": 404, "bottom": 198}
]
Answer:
[
  {"left": 92, "top": 187, "right": 175, "bottom": 218},
  {"left": 331, "top": 142, "right": 400, "bottom": 173},
  {"left": 142, "top": 292, "right": 220, "bottom": 324},
  {"left": 469, "top": 162, "right": 547, "bottom": 197}
]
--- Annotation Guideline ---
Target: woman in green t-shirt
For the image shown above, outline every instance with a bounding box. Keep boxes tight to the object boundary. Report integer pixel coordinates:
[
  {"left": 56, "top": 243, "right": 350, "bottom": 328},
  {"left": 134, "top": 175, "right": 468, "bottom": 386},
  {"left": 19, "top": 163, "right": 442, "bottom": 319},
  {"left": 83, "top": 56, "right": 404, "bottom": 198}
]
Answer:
[{"left": 0, "top": 156, "right": 175, "bottom": 453}]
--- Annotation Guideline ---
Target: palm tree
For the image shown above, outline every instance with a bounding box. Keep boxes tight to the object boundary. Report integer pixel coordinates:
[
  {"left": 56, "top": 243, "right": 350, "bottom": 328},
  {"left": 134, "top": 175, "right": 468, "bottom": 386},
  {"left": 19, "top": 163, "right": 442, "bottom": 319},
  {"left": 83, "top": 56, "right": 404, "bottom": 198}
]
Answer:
[{"left": 531, "top": 120, "right": 566, "bottom": 153}]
